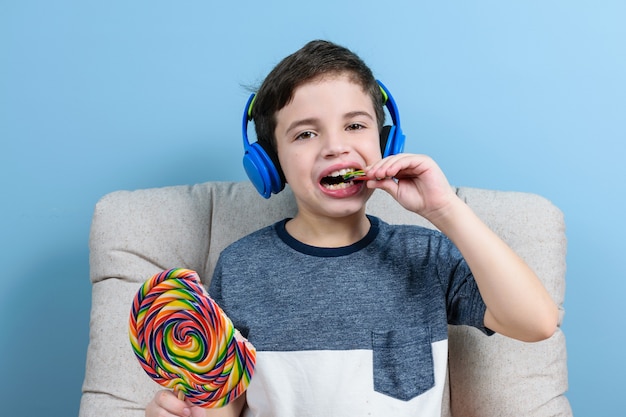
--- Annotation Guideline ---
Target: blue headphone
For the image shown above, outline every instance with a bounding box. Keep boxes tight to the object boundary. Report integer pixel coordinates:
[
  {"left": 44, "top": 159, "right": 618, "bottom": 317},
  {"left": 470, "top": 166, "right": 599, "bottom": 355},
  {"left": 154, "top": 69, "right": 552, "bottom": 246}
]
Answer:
[{"left": 241, "top": 80, "right": 405, "bottom": 198}]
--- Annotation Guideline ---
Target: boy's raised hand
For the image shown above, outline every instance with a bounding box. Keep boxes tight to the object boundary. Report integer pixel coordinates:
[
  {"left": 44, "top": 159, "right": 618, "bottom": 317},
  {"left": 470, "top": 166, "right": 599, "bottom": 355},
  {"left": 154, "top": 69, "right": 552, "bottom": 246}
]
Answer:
[
  {"left": 367, "top": 154, "right": 559, "bottom": 343},
  {"left": 365, "top": 154, "right": 458, "bottom": 222}
]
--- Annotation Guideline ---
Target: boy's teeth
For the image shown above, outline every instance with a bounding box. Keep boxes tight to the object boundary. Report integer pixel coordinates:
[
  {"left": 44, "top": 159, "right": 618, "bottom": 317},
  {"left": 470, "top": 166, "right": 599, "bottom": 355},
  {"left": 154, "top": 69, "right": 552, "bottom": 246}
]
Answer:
[
  {"left": 329, "top": 168, "right": 354, "bottom": 177},
  {"left": 323, "top": 182, "right": 353, "bottom": 190}
]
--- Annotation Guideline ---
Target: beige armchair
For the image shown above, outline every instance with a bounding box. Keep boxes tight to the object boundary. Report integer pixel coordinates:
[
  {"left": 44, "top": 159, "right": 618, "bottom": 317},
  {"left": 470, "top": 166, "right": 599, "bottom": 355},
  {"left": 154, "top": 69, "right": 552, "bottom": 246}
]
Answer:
[{"left": 79, "top": 181, "right": 572, "bottom": 416}]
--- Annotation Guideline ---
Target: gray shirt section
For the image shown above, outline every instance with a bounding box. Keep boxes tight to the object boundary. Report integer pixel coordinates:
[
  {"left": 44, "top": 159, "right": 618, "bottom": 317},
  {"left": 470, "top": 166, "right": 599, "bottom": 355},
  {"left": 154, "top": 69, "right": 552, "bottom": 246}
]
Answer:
[{"left": 209, "top": 215, "right": 492, "bottom": 353}]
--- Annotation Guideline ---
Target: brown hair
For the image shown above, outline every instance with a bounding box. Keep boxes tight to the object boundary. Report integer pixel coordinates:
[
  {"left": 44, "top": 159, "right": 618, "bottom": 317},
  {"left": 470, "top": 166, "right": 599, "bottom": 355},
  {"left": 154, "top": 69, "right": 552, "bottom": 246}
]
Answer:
[{"left": 251, "top": 40, "right": 385, "bottom": 152}]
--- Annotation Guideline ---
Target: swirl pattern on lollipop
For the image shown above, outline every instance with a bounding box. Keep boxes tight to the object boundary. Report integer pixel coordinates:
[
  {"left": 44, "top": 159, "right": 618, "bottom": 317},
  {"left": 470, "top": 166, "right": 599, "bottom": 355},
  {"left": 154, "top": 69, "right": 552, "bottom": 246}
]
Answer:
[{"left": 129, "top": 268, "right": 256, "bottom": 408}]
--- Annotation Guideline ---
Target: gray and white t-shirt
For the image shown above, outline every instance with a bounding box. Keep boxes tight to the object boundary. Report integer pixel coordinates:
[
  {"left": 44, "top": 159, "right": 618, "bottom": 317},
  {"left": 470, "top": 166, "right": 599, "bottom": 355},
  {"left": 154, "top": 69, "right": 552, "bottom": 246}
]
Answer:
[{"left": 210, "top": 215, "right": 491, "bottom": 417}]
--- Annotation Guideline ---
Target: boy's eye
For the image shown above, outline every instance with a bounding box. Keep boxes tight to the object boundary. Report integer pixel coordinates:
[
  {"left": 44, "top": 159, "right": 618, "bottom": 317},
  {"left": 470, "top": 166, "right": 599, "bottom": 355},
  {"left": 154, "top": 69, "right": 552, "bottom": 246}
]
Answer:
[
  {"left": 296, "top": 131, "right": 316, "bottom": 140},
  {"left": 347, "top": 123, "right": 365, "bottom": 131}
]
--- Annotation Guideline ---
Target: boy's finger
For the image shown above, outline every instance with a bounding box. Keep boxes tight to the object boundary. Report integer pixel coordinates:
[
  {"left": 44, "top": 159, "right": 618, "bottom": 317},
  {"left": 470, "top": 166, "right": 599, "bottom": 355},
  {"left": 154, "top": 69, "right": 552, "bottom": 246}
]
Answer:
[{"left": 152, "top": 390, "right": 191, "bottom": 417}]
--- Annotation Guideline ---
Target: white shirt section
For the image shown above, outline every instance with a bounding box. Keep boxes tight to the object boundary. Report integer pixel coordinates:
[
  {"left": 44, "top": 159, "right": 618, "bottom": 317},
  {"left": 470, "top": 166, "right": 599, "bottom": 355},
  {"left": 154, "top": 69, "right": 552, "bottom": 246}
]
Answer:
[{"left": 243, "top": 340, "right": 448, "bottom": 417}]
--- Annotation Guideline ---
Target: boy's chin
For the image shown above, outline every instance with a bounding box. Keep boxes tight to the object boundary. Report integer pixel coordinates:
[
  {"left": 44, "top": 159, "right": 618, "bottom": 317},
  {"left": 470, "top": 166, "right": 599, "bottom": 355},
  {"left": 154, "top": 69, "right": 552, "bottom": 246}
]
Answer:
[{"left": 319, "top": 189, "right": 373, "bottom": 216}]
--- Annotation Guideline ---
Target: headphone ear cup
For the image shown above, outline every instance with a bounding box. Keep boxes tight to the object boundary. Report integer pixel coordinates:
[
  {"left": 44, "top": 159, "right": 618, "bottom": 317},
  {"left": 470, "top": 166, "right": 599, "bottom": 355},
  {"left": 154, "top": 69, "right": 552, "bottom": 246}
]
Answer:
[
  {"left": 242, "top": 141, "right": 285, "bottom": 199},
  {"left": 381, "top": 125, "right": 406, "bottom": 157},
  {"left": 377, "top": 80, "right": 406, "bottom": 158},
  {"left": 380, "top": 125, "right": 392, "bottom": 156}
]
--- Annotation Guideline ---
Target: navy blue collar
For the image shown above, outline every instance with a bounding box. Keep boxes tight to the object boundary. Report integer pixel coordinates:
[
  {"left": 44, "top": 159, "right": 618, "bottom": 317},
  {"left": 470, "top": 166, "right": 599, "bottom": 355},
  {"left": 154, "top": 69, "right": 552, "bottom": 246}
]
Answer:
[{"left": 275, "top": 215, "right": 380, "bottom": 257}]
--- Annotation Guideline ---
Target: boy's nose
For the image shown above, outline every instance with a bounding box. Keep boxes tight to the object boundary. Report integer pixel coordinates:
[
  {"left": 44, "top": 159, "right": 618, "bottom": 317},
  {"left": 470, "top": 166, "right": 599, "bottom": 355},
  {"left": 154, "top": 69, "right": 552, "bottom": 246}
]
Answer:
[{"left": 321, "top": 131, "right": 349, "bottom": 157}]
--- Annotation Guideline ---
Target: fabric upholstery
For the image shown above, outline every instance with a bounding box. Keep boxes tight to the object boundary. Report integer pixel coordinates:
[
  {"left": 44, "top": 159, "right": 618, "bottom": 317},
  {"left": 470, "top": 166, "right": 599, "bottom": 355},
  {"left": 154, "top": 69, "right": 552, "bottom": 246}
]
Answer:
[{"left": 79, "top": 181, "right": 572, "bottom": 416}]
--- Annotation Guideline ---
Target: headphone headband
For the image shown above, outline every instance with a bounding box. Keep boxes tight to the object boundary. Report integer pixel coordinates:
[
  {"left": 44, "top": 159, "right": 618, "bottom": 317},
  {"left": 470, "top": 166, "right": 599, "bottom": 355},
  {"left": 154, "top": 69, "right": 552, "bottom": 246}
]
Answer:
[{"left": 242, "top": 80, "right": 405, "bottom": 198}]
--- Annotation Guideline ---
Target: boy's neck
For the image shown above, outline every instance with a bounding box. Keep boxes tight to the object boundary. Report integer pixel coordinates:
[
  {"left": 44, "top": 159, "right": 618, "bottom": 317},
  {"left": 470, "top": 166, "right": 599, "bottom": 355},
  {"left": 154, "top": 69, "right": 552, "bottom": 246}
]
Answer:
[{"left": 285, "top": 211, "right": 371, "bottom": 248}]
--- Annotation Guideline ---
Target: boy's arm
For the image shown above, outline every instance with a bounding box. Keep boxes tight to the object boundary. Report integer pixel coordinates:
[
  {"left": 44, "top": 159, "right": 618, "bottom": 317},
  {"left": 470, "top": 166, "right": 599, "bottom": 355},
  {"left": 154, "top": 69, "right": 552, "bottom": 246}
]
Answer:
[
  {"left": 367, "top": 154, "right": 559, "bottom": 342},
  {"left": 430, "top": 196, "right": 558, "bottom": 341}
]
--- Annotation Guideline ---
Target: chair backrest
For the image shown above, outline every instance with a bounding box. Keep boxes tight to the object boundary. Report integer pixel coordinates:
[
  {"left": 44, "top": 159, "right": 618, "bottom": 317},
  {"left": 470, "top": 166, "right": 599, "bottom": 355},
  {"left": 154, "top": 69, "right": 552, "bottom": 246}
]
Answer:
[{"left": 79, "top": 181, "right": 571, "bottom": 417}]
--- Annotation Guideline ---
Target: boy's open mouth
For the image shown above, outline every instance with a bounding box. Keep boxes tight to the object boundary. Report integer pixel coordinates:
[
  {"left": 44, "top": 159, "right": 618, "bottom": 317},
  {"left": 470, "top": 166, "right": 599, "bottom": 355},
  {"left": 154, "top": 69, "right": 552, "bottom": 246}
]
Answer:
[{"left": 320, "top": 168, "right": 363, "bottom": 190}]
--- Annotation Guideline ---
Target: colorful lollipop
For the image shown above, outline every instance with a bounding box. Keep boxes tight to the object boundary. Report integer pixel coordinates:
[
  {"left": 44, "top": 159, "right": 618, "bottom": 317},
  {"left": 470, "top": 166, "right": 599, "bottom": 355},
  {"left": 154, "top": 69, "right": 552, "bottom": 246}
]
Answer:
[{"left": 129, "top": 268, "right": 256, "bottom": 408}]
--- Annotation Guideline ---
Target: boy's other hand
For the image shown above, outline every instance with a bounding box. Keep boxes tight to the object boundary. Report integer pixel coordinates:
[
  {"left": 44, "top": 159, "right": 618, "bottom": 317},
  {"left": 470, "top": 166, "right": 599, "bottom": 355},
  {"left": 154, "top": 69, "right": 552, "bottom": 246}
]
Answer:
[
  {"left": 146, "top": 390, "right": 247, "bottom": 417},
  {"left": 146, "top": 390, "right": 200, "bottom": 417}
]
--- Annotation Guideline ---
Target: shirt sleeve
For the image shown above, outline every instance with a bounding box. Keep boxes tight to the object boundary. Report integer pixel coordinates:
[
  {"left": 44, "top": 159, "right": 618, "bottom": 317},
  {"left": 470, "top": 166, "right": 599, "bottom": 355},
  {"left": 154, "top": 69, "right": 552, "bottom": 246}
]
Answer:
[{"left": 439, "top": 238, "right": 494, "bottom": 336}]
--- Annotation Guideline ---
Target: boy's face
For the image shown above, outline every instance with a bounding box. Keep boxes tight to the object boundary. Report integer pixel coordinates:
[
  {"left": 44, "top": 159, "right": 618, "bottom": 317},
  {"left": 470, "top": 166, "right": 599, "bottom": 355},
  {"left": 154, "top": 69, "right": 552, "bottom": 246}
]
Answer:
[{"left": 274, "top": 74, "right": 382, "bottom": 219}]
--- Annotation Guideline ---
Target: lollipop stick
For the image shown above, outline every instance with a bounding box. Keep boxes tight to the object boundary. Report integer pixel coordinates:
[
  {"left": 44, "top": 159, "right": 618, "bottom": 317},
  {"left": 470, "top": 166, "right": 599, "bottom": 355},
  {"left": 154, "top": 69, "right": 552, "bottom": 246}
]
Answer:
[{"left": 174, "top": 387, "right": 185, "bottom": 401}]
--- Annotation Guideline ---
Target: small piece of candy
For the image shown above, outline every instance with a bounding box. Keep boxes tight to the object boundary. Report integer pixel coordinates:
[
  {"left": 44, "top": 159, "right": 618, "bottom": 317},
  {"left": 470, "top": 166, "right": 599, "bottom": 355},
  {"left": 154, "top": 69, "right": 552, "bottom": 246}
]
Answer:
[
  {"left": 342, "top": 170, "right": 367, "bottom": 181},
  {"left": 129, "top": 268, "right": 256, "bottom": 408}
]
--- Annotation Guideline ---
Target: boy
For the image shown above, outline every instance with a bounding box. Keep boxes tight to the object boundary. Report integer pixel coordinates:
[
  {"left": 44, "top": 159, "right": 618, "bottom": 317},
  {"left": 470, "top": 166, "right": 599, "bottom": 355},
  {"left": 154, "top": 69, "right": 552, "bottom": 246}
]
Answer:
[{"left": 147, "top": 40, "right": 558, "bottom": 417}]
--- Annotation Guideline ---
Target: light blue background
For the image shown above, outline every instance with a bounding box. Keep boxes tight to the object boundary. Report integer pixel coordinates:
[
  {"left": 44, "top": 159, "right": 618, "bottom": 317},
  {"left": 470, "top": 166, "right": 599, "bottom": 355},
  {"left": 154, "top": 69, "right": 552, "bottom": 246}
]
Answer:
[{"left": 1, "top": 1, "right": 624, "bottom": 415}]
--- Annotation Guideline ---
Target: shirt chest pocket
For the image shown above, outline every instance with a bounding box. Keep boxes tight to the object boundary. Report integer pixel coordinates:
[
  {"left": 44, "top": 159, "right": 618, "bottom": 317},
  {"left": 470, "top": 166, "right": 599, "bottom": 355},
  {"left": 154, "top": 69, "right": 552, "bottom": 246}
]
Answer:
[{"left": 371, "top": 326, "right": 435, "bottom": 401}]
